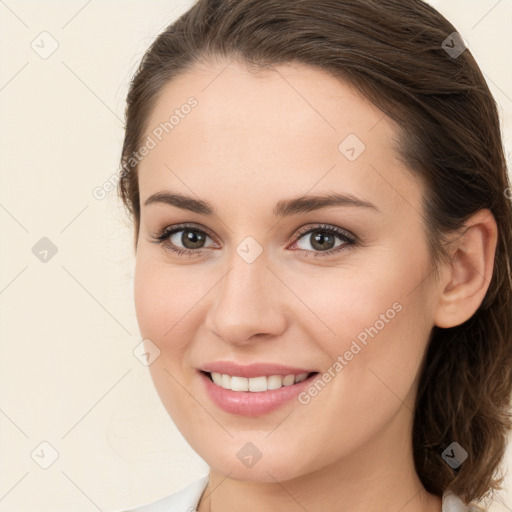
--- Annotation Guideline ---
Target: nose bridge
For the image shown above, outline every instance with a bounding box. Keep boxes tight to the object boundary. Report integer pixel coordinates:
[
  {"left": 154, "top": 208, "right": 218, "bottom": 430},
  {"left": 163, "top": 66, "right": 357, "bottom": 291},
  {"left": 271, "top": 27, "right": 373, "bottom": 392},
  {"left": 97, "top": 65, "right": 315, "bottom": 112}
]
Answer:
[{"left": 205, "top": 243, "right": 286, "bottom": 344}]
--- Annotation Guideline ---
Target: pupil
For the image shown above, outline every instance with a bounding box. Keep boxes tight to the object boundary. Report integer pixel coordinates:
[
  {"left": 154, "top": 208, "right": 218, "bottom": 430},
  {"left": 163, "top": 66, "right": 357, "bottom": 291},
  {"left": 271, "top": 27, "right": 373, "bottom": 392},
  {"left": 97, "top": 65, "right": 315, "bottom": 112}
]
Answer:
[
  {"left": 183, "top": 229, "right": 205, "bottom": 249},
  {"left": 311, "top": 231, "right": 334, "bottom": 251}
]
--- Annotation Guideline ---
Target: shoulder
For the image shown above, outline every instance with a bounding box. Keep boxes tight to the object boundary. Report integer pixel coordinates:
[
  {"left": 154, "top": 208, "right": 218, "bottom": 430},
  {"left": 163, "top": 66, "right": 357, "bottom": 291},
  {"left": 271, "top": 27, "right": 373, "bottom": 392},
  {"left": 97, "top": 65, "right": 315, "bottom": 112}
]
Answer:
[
  {"left": 122, "top": 475, "right": 209, "bottom": 512},
  {"left": 443, "top": 491, "right": 487, "bottom": 512},
  {"left": 468, "top": 504, "right": 487, "bottom": 512}
]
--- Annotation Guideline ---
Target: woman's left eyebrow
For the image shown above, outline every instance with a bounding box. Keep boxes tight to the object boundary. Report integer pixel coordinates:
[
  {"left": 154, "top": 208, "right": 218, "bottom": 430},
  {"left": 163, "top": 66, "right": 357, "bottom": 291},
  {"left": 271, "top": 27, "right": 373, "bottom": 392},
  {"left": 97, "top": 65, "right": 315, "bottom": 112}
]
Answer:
[
  {"left": 273, "top": 192, "right": 380, "bottom": 217},
  {"left": 143, "top": 191, "right": 380, "bottom": 216}
]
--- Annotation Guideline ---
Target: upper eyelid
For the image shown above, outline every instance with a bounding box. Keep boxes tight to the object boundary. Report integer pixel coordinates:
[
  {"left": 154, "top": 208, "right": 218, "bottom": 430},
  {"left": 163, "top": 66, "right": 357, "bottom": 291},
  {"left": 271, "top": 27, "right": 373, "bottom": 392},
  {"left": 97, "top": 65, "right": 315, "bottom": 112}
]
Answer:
[
  {"left": 161, "top": 222, "right": 355, "bottom": 246},
  {"left": 167, "top": 223, "right": 218, "bottom": 243},
  {"left": 294, "top": 223, "right": 355, "bottom": 239}
]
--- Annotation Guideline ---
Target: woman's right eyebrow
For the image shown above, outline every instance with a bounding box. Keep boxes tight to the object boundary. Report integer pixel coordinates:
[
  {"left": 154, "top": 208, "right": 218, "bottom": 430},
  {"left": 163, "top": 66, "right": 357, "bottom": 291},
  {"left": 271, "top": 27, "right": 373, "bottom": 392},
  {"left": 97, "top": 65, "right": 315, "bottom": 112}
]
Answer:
[
  {"left": 144, "top": 191, "right": 213, "bottom": 215},
  {"left": 143, "top": 191, "right": 380, "bottom": 216}
]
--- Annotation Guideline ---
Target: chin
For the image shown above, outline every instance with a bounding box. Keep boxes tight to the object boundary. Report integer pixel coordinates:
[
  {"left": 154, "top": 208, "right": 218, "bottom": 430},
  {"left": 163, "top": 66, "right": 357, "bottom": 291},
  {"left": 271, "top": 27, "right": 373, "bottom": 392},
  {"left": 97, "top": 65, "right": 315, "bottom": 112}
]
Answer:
[{"left": 197, "top": 440, "right": 316, "bottom": 483}]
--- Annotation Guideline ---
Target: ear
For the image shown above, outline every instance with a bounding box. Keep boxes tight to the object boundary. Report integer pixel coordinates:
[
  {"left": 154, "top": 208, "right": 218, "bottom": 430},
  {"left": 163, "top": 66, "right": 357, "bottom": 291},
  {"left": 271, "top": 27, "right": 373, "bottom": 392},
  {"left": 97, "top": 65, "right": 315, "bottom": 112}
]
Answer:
[{"left": 434, "top": 209, "right": 498, "bottom": 328}]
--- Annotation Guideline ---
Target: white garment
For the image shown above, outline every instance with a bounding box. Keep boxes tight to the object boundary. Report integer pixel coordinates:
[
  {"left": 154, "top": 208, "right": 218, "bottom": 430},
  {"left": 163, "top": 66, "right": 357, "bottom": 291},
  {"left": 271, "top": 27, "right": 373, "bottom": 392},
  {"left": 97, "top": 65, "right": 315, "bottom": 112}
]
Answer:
[
  {"left": 124, "top": 475, "right": 485, "bottom": 511},
  {"left": 125, "top": 475, "right": 209, "bottom": 511}
]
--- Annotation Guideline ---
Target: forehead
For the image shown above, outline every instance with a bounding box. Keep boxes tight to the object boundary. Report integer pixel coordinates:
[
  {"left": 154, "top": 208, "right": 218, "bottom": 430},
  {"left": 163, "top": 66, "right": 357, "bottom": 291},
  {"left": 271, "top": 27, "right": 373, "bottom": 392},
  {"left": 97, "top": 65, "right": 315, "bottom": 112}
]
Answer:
[{"left": 138, "top": 59, "right": 424, "bottom": 217}]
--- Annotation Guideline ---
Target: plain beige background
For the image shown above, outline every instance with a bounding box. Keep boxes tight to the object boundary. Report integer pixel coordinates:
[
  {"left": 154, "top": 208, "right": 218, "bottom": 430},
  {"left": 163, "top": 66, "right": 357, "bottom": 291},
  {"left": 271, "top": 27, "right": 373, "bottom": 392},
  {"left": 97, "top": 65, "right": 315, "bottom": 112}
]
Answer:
[{"left": 0, "top": 1, "right": 511, "bottom": 511}]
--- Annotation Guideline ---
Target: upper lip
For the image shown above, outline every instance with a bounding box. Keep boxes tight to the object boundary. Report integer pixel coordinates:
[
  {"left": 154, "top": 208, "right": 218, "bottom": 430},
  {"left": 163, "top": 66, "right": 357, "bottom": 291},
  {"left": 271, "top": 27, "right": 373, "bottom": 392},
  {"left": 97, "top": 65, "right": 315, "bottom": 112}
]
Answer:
[{"left": 199, "top": 361, "right": 316, "bottom": 378}]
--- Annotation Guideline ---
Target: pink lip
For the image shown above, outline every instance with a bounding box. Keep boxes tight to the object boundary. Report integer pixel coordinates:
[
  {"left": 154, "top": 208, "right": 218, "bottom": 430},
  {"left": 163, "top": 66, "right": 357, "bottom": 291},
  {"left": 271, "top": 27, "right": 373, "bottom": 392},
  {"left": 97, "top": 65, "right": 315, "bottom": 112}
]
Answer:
[
  {"left": 198, "top": 364, "right": 318, "bottom": 417},
  {"left": 200, "top": 361, "right": 314, "bottom": 378}
]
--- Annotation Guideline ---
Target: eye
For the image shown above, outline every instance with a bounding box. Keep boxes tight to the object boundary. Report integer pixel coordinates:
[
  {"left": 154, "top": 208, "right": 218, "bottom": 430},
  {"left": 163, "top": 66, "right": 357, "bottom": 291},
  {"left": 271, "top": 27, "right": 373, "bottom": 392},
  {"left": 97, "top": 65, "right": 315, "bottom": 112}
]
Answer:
[
  {"left": 290, "top": 224, "right": 356, "bottom": 257},
  {"left": 151, "top": 223, "right": 216, "bottom": 257},
  {"left": 151, "top": 222, "right": 357, "bottom": 258}
]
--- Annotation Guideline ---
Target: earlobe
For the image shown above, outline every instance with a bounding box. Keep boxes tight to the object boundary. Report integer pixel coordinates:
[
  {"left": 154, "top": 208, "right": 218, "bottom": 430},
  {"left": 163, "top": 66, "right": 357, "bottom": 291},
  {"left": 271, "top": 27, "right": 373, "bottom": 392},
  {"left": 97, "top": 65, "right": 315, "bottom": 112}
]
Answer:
[{"left": 434, "top": 209, "right": 498, "bottom": 329}]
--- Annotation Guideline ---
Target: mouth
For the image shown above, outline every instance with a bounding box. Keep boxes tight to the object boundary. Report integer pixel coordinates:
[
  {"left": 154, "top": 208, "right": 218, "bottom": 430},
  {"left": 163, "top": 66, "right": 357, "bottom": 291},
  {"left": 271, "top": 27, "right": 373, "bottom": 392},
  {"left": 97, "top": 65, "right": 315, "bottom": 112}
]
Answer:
[
  {"left": 201, "top": 370, "right": 316, "bottom": 392},
  {"left": 198, "top": 363, "right": 320, "bottom": 416}
]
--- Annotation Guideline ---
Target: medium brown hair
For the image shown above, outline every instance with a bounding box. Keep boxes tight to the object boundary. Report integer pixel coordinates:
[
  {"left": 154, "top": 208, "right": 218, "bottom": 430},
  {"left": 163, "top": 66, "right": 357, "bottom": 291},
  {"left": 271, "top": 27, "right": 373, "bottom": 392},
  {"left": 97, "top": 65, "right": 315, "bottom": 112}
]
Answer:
[{"left": 118, "top": 0, "right": 512, "bottom": 503}]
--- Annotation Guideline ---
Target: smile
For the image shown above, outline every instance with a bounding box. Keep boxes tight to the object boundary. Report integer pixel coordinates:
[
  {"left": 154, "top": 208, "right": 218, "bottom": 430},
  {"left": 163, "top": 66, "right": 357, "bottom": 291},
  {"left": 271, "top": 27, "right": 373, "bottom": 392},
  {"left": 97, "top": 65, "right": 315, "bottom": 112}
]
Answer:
[
  {"left": 198, "top": 362, "right": 319, "bottom": 416},
  {"left": 207, "top": 371, "right": 311, "bottom": 392}
]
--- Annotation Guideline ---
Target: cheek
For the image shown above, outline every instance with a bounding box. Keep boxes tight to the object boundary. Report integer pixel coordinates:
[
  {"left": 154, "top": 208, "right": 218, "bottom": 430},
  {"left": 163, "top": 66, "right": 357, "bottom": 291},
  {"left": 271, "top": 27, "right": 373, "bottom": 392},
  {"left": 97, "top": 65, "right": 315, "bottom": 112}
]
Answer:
[
  {"left": 133, "top": 254, "right": 208, "bottom": 428},
  {"left": 314, "top": 241, "right": 434, "bottom": 356},
  {"left": 297, "top": 248, "right": 434, "bottom": 407},
  {"left": 134, "top": 253, "right": 196, "bottom": 359},
  {"left": 286, "top": 261, "right": 406, "bottom": 355},
  {"left": 283, "top": 273, "right": 432, "bottom": 468}
]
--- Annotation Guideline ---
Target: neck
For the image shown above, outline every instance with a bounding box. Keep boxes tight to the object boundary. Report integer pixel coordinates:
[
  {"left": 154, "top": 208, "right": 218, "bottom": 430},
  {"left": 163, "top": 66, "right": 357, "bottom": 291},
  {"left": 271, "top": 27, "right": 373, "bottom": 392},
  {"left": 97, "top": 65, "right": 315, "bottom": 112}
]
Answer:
[{"left": 197, "top": 400, "right": 442, "bottom": 512}]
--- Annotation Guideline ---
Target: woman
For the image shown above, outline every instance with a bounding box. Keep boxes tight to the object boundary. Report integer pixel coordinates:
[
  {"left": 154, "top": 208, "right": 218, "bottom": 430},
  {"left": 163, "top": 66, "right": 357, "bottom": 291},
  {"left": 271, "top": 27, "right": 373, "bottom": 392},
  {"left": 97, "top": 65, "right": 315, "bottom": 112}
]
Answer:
[{"left": 118, "top": 0, "right": 512, "bottom": 510}]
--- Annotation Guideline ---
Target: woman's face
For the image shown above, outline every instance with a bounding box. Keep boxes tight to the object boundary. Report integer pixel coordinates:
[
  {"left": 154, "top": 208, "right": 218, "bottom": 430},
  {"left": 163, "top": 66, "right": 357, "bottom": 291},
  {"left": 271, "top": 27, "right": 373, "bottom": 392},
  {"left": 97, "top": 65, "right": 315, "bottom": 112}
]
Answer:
[{"left": 134, "top": 59, "right": 442, "bottom": 482}]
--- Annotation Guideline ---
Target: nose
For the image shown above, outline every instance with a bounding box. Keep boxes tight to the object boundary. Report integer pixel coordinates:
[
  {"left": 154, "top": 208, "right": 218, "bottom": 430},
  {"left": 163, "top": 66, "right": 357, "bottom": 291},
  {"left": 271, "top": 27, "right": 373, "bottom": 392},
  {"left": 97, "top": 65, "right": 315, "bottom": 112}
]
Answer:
[{"left": 204, "top": 249, "right": 288, "bottom": 346}]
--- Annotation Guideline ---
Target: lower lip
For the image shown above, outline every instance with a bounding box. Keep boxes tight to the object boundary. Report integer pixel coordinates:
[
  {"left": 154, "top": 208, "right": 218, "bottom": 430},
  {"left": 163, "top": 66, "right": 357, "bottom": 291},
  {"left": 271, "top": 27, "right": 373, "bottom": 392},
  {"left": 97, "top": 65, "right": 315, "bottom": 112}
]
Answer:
[{"left": 199, "top": 371, "right": 318, "bottom": 416}]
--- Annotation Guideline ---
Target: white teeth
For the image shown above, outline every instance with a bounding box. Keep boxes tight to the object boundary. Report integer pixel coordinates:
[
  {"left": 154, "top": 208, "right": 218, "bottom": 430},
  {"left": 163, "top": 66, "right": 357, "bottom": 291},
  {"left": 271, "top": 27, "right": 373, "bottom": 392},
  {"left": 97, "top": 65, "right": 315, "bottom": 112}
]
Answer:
[
  {"left": 221, "top": 373, "right": 231, "bottom": 389},
  {"left": 208, "top": 372, "right": 311, "bottom": 392},
  {"left": 249, "top": 376, "right": 267, "bottom": 392},
  {"left": 231, "top": 376, "right": 249, "bottom": 391},
  {"left": 282, "top": 374, "right": 295, "bottom": 386},
  {"left": 267, "top": 375, "right": 283, "bottom": 390}
]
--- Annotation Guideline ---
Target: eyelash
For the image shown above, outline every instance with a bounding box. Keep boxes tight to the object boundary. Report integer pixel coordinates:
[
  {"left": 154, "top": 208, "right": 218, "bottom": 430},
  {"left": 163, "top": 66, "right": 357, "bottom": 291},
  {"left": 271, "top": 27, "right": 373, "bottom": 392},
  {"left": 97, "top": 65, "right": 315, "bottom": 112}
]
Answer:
[{"left": 150, "top": 222, "right": 358, "bottom": 258}]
